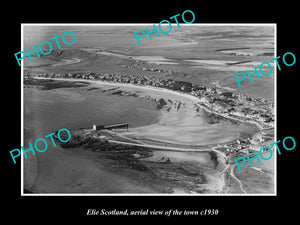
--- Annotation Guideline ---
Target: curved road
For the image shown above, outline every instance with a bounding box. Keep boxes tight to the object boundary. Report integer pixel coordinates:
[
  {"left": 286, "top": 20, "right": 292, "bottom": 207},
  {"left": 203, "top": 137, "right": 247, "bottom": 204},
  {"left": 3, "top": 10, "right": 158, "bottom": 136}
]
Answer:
[{"left": 195, "top": 102, "right": 264, "bottom": 130}]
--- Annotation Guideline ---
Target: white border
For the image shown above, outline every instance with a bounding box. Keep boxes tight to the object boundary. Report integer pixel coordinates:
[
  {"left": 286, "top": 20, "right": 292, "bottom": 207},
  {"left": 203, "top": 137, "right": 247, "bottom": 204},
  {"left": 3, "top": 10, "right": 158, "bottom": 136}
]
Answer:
[
  {"left": 21, "top": 24, "right": 24, "bottom": 195},
  {"left": 21, "top": 23, "right": 277, "bottom": 196}
]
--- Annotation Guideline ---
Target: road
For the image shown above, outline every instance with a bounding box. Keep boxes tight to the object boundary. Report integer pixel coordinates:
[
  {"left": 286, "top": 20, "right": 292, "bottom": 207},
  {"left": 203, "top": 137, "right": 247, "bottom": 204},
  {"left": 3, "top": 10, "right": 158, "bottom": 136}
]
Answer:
[
  {"left": 230, "top": 165, "right": 247, "bottom": 194},
  {"left": 195, "top": 102, "right": 264, "bottom": 130},
  {"left": 107, "top": 140, "right": 211, "bottom": 152}
]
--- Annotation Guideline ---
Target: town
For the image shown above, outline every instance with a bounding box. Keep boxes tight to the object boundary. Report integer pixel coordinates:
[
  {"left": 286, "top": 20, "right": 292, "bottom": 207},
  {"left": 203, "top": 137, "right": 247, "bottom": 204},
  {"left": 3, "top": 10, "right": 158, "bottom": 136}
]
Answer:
[{"left": 25, "top": 71, "right": 274, "bottom": 130}]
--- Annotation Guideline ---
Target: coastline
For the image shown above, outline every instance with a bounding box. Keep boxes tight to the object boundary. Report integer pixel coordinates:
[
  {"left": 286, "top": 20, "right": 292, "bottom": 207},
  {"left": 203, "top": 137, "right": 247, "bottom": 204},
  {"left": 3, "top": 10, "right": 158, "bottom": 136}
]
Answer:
[
  {"left": 24, "top": 77, "right": 272, "bottom": 194},
  {"left": 33, "top": 77, "right": 256, "bottom": 146},
  {"left": 31, "top": 77, "right": 265, "bottom": 130},
  {"left": 24, "top": 77, "right": 230, "bottom": 193}
]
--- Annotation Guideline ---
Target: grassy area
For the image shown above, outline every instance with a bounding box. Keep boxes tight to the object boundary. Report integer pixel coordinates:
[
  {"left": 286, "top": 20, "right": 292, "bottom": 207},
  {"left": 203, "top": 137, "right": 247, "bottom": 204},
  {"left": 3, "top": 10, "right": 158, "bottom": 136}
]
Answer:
[{"left": 233, "top": 164, "right": 274, "bottom": 193}]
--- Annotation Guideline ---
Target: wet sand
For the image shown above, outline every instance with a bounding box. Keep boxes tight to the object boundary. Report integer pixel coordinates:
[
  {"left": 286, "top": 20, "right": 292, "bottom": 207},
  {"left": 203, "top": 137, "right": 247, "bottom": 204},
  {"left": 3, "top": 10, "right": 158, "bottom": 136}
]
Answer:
[{"left": 75, "top": 78, "right": 249, "bottom": 146}]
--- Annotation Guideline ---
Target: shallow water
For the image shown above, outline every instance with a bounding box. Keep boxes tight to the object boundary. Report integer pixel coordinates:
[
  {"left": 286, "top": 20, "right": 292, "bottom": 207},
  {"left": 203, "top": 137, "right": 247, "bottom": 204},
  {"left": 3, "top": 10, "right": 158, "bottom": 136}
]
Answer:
[
  {"left": 24, "top": 87, "right": 160, "bottom": 141},
  {"left": 23, "top": 86, "right": 223, "bottom": 193},
  {"left": 24, "top": 87, "right": 161, "bottom": 193}
]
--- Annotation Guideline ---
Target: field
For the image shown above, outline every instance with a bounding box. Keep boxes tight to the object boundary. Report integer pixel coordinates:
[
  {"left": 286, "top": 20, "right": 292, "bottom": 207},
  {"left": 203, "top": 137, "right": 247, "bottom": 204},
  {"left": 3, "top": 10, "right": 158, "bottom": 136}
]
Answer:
[{"left": 24, "top": 25, "right": 275, "bottom": 101}]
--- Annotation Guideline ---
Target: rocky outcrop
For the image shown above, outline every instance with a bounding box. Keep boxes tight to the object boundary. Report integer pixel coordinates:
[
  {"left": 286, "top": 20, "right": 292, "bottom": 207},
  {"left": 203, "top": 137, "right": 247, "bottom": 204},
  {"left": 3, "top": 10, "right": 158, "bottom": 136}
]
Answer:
[{"left": 156, "top": 98, "right": 168, "bottom": 109}]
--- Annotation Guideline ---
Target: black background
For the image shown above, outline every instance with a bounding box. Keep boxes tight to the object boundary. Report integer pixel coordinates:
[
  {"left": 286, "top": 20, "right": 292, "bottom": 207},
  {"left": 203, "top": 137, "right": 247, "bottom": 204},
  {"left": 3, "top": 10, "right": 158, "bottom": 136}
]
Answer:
[{"left": 3, "top": 2, "right": 298, "bottom": 224}]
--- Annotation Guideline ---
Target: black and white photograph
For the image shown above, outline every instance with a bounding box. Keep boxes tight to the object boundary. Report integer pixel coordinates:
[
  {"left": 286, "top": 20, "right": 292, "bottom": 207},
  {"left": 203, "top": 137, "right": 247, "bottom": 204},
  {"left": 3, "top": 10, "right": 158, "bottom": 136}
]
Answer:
[
  {"left": 22, "top": 24, "right": 275, "bottom": 195},
  {"left": 4, "top": 4, "right": 298, "bottom": 223}
]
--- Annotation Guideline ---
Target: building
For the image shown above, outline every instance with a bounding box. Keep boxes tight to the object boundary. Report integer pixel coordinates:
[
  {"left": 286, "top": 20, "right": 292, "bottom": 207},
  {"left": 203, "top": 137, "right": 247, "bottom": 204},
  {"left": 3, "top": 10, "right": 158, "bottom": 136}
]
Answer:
[{"left": 92, "top": 123, "right": 129, "bottom": 131}]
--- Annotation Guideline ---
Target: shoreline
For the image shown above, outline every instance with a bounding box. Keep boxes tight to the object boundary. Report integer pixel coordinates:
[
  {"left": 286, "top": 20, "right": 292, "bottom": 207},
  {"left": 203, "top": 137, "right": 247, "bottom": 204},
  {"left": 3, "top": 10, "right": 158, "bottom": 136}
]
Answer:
[
  {"left": 32, "top": 77, "right": 257, "bottom": 147},
  {"left": 35, "top": 77, "right": 202, "bottom": 101},
  {"left": 31, "top": 77, "right": 265, "bottom": 130}
]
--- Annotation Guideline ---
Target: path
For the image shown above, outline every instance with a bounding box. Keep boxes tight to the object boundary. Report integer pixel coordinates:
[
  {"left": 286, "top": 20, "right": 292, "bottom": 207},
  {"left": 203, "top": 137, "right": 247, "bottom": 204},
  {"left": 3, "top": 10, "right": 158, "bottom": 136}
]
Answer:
[
  {"left": 230, "top": 165, "right": 246, "bottom": 194},
  {"left": 107, "top": 140, "right": 211, "bottom": 152}
]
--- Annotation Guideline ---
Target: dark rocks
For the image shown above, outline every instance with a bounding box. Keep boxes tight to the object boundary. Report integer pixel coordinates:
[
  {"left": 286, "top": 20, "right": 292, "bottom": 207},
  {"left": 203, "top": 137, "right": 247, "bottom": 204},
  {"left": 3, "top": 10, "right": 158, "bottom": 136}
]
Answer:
[{"left": 156, "top": 98, "right": 168, "bottom": 109}]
